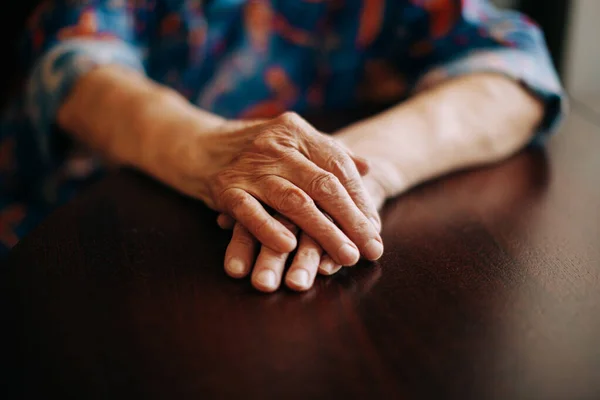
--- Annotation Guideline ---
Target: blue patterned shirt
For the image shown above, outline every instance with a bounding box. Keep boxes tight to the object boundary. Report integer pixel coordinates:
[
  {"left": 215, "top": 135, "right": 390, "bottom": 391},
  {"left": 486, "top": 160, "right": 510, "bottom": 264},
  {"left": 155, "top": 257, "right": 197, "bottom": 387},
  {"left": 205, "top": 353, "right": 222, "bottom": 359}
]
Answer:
[{"left": 0, "top": 0, "right": 566, "bottom": 253}]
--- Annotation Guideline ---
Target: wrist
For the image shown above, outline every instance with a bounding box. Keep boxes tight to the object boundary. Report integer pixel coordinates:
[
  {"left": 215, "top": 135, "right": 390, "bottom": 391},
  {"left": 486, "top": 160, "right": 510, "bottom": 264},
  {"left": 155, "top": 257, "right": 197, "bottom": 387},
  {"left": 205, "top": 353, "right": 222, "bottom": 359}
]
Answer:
[
  {"left": 362, "top": 173, "right": 388, "bottom": 211},
  {"left": 332, "top": 124, "right": 413, "bottom": 198},
  {"left": 133, "top": 87, "right": 223, "bottom": 171},
  {"left": 57, "top": 65, "right": 233, "bottom": 206},
  {"left": 132, "top": 89, "right": 235, "bottom": 206},
  {"left": 139, "top": 108, "right": 268, "bottom": 207}
]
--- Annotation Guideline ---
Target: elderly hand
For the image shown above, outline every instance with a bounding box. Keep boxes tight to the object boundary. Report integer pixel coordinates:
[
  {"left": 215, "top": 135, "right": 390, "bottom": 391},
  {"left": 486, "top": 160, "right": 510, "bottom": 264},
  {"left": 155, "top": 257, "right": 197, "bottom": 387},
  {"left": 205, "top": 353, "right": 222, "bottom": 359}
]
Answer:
[
  {"left": 185, "top": 112, "right": 383, "bottom": 266},
  {"left": 218, "top": 174, "right": 387, "bottom": 292},
  {"left": 58, "top": 67, "right": 381, "bottom": 266}
]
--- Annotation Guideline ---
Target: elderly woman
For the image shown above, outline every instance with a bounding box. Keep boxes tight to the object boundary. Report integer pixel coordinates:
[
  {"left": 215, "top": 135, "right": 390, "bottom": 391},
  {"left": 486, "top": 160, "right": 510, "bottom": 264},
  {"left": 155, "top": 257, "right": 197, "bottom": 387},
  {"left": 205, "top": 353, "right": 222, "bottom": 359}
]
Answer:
[{"left": 0, "top": 0, "right": 564, "bottom": 292}]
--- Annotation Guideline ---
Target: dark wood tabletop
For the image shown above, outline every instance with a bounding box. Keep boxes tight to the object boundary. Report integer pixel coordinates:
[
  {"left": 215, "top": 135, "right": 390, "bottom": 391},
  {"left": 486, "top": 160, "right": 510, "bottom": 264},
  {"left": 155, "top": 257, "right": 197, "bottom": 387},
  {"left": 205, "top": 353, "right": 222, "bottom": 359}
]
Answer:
[{"left": 2, "top": 107, "right": 600, "bottom": 399}]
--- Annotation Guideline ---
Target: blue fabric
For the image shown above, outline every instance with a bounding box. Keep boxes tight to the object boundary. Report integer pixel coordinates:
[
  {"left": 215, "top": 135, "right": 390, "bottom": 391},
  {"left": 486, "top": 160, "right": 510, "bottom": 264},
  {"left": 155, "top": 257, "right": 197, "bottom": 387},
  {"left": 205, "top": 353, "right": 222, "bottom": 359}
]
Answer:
[{"left": 0, "top": 0, "right": 566, "bottom": 254}]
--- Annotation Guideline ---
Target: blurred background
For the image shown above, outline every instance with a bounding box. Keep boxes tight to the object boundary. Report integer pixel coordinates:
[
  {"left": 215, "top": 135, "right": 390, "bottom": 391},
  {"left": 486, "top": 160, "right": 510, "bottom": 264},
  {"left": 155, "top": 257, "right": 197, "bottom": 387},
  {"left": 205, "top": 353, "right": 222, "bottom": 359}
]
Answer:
[{"left": 0, "top": 1, "right": 597, "bottom": 105}]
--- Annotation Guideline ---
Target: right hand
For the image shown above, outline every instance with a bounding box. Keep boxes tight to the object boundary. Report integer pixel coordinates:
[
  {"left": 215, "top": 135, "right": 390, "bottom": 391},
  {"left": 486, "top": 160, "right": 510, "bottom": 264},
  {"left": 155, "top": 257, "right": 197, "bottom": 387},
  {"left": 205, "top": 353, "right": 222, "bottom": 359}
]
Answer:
[
  {"left": 55, "top": 67, "right": 380, "bottom": 265},
  {"left": 182, "top": 112, "right": 383, "bottom": 266},
  {"left": 217, "top": 173, "right": 388, "bottom": 292}
]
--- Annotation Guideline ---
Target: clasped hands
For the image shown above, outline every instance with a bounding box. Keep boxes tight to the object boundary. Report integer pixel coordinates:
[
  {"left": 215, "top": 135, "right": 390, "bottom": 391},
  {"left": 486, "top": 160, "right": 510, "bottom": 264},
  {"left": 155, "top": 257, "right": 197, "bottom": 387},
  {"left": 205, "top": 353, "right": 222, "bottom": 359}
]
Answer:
[{"left": 182, "top": 112, "right": 385, "bottom": 292}]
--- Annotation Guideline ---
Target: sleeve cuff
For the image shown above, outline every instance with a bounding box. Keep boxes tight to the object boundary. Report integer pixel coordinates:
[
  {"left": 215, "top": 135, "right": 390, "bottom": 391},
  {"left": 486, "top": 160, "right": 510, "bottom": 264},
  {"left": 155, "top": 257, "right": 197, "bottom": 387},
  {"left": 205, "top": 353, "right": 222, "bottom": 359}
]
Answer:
[
  {"left": 413, "top": 48, "right": 568, "bottom": 146},
  {"left": 25, "top": 39, "right": 145, "bottom": 166}
]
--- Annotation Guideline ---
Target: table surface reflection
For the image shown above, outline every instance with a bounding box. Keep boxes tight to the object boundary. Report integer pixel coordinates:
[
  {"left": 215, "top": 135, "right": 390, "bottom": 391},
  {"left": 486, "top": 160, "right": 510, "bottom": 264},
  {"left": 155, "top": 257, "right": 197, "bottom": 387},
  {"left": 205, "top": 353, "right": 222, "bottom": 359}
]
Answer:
[{"left": 2, "top": 109, "right": 600, "bottom": 399}]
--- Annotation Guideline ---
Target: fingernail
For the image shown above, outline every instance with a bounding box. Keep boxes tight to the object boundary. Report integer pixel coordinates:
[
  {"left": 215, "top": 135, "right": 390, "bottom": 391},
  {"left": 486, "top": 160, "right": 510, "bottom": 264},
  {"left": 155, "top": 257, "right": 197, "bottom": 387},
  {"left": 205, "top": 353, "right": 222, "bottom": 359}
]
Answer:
[
  {"left": 364, "top": 239, "right": 384, "bottom": 261},
  {"left": 226, "top": 258, "right": 246, "bottom": 277},
  {"left": 370, "top": 217, "right": 381, "bottom": 232},
  {"left": 256, "top": 270, "right": 277, "bottom": 290},
  {"left": 287, "top": 269, "right": 309, "bottom": 289},
  {"left": 319, "top": 257, "right": 339, "bottom": 275},
  {"left": 338, "top": 243, "right": 360, "bottom": 266}
]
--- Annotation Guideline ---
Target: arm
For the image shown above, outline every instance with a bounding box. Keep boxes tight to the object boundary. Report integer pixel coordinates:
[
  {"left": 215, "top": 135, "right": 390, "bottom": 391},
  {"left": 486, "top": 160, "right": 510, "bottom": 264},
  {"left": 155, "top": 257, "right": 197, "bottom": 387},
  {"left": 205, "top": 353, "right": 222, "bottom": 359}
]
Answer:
[
  {"left": 56, "top": 65, "right": 227, "bottom": 197},
  {"left": 221, "top": 0, "right": 567, "bottom": 293},
  {"left": 336, "top": 0, "right": 566, "bottom": 200},
  {"left": 333, "top": 72, "right": 544, "bottom": 199},
  {"left": 23, "top": 1, "right": 227, "bottom": 201},
  {"left": 26, "top": 2, "right": 382, "bottom": 265},
  {"left": 221, "top": 73, "right": 542, "bottom": 293},
  {"left": 22, "top": 1, "right": 148, "bottom": 204},
  {"left": 57, "top": 65, "right": 382, "bottom": 264}
]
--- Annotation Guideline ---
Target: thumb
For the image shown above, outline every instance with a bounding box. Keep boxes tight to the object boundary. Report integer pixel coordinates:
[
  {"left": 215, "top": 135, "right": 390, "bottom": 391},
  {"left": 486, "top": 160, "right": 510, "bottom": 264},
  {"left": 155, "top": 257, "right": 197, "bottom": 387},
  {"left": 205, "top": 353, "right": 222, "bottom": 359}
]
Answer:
[{"left": 217, "top": 213, "right": 236, "bottom": 230}]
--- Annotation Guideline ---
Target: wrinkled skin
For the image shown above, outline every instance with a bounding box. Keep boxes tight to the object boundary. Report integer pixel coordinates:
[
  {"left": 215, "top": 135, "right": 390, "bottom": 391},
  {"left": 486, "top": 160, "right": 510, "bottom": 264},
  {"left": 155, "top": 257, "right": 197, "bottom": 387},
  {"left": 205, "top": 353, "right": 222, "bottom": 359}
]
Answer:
[
  {"left": 218, "top": 171, "right": 387, "bottom": 293},
  {"left": 194, "top": 112, "right": 383, "bottom": 269}
]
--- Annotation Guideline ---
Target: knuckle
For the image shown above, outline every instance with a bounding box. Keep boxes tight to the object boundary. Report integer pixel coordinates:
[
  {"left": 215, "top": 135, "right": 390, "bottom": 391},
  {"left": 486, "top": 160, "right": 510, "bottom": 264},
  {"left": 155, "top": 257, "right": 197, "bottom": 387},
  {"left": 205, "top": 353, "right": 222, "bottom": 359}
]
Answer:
[
  {"left": 233, "top": 232, "right": 255, "bottom": 248},
  {"left": 326, "top": 153, "right": 354, "bottom": 183},
  {"left": 253, "top": 216, "right": 273, "bottom": 236},
  {"left": 297, "top": 247, "right": 319, "bottom": 260},
  {"left": 252, "top": 131, "right": 282, "bottom": 154},
  {"left": 354, "top": 196, "right": 378, "bottom": 219},
  {"left": 213, "top": 170, "right": 231, "bottom": 191},
  {"left": 274, "top": 215, "right": 298, "bottom": 234},
  {"left": 228, "top": 191, "right": 253, "bottom": 217},
  {"left": 350, "top": 218, "right": 372, "bottom": 236},
  {"left": 277, "top": 111, "right": 303, "bottom": 127},
  {"left": 271, "top": 252, "right": 290, "bottom": 262},
  {"left": 309, "top": 172, "right": 340, "bottom": 200},
  {"left": 276, "top": 186, "right": 313, "bottom": 214}
]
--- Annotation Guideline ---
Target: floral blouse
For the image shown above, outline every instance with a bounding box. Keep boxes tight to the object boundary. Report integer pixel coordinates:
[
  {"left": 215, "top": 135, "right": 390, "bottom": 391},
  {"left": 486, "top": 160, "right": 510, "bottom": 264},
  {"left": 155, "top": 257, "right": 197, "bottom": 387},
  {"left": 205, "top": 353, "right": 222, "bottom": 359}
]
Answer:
[{"left": 0, "top": 0, "right": 566, "bottom": 254}]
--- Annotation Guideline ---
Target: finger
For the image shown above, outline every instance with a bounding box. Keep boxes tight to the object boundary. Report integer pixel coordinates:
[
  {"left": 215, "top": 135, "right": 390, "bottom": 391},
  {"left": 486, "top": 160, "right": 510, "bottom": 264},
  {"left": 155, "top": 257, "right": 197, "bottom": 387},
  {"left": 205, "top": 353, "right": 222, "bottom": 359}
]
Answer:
[
  {"left": 273, "top": 112, "right": 380, "bottom": 231},
  {"left": 221, "top": 188, "right": 297, "bottom": 253},
  {"left": 251, "top": 216, "right": 299, "bottom": 293},
  {"left": 315, "top": 214, "right": 343, "bottom": 277},
  {"left": 336, "top": 140, "right": 370, "bottom": 176},
  {"left": 270, "top": 156, "right": 383, "bottom": 261},
  {"left": 255, "top": 175, "right": 360, "bottom": 266},
  {"left": 217, "top": 213, "right": 235, "bottom": 230},
  {"left": 285, "top": 232, "right": 323, "bottom": 291},
  {"left": 351, "top": 153, "right": 371, "bottom": 177},
  {"left": 318, "top": 255, "right": 343, "bottom": 276},
  {"left": 224, "top": 223, "right": 258, "bottom": 278},
  {"left": 307, "top": 138, "right": 382, "bottom": 232},
  {"left": 362, "top": 176, "right": 387, "bottom": 216}
]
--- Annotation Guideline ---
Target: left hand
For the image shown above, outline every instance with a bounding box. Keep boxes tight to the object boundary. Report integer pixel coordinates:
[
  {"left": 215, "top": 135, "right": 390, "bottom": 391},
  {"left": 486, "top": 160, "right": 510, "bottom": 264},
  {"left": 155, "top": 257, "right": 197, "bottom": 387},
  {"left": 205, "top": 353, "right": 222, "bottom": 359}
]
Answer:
[{"left": 218, "top": 175, "right": 387, "bottom": 292}]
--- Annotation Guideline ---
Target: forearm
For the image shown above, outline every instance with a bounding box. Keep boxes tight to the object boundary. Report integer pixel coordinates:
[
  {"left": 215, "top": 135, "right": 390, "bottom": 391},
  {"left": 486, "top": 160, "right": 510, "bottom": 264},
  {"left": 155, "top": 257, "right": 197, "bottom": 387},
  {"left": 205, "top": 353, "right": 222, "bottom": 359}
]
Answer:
[
  {"left": 334, "top": 73, "right": 544, "bottom": 198},
  {"left": 57, "top": 65, "right": 226, "bottom": 189}
]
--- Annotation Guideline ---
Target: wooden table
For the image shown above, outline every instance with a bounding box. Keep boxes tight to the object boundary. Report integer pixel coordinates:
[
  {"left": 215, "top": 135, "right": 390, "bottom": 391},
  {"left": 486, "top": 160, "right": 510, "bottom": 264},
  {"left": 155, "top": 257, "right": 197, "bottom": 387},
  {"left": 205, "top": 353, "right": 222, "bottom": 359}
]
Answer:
[{"left": 2, "top": 107, "right": 600, "bottom": 399}]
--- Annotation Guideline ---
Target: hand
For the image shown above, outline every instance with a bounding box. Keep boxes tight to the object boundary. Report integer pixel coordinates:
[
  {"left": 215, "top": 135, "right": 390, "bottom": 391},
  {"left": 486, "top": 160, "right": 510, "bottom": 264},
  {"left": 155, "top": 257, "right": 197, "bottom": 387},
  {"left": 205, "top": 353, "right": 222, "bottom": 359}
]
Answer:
[
  {"left": 218, "top": 175, "right": 387, "bottom": 292},
  {"left": 58, "top": 68, "right": 381, "bottom": 266},
  {"left": 185, "top": 112, "right": 383, "bottom": 266}
]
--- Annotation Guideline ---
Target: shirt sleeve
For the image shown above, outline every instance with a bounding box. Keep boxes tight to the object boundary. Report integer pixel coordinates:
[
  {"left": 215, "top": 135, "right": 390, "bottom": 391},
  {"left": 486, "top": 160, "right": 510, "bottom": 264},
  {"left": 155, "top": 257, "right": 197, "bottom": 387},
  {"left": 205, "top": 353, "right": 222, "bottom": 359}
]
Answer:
[
  {"left": 23, "top": 0, "right": 146, "bottom": 167},
  {"left": 398, "top": 0, "right": 567, "bottom": 145}
]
